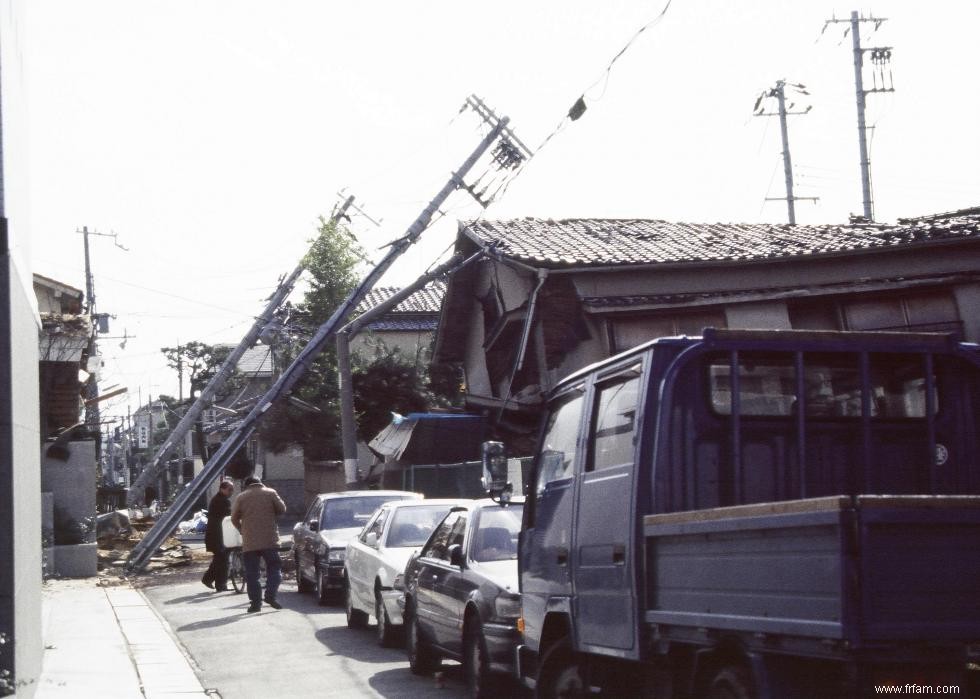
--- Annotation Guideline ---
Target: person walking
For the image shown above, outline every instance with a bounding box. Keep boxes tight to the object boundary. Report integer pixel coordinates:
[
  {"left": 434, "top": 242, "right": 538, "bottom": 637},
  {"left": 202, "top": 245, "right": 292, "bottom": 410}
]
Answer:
[
  {"left": 201, "top": 479, "right": 234, "bottom": 592},
  {"left": 230, "top": 475, "right": 286, "bottom": 613}
]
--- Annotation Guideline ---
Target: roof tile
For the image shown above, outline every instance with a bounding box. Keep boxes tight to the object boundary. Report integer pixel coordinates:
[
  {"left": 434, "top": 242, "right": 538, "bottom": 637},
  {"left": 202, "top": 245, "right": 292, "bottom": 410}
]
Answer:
[{"left": 462, "top": 212, "right": 980, "bottom": 267}]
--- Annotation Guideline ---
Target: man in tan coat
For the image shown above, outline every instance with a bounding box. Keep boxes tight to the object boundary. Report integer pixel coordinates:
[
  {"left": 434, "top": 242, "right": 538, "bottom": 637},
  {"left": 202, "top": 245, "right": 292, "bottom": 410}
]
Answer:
[{"left": 231, "top": 476, "right": 286, "bottom": 613}]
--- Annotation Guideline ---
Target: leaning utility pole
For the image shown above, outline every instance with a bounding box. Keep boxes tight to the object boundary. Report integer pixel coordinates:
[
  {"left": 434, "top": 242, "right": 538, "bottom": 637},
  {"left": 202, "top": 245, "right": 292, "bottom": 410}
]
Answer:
[
  {"left": 754, "top": 80, "right": 817, "bottom": 224},
  {"left": 126, "top": 196, "right": 355, "bottom": 507},
  {"left": 825, "top": 11, "right": 894, "bottom": 222},
  {"left": 336, "top": 251, "right": 484, "bottom": 486},
  {"left": 127, "top": 99, "right": 525, "bottom": 573}
]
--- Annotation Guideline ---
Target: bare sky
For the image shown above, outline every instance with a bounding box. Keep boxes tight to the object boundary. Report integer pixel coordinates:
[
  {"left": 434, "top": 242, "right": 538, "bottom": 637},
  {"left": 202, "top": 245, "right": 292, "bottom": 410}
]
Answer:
[{"left": 24, "top": 1, "right": 980, "bottom": 426}]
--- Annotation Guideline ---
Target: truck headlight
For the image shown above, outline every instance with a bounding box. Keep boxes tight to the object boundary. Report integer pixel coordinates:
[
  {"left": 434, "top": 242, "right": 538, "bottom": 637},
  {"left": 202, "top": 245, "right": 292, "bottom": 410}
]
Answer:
[
  {"left": 328, "top": 549, "right": 345, "bottom": 563},
  {"left": 493, "top": 593, "right": 522, "bottom": 621}
]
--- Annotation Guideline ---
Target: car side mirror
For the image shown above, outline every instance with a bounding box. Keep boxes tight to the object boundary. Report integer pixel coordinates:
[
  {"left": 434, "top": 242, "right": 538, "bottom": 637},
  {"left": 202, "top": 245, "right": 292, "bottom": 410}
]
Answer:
[
  {"left": 365, "top": 531, "right": 378, "bottom": 548},
  {"left": 448, "top": 543, "right": 464, "bottom": 567},
  {"left": 481, "top": 441, "right": 512, "bottom": 504},
  {"left": 308, "top": 519, "right": 319, "bottom": 531}
]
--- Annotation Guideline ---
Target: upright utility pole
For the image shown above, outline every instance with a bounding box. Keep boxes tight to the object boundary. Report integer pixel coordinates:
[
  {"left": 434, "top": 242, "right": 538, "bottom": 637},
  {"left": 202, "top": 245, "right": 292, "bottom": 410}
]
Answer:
[
  {"left": 754, "top": 81, "right": 817, "bottom": 224},
  {"left": 79, "top": 227, "right": 127, "bottom": 461},
  {"left": 825, "top": 11, "right": 894, "bottom": 222},
  {"left": 126, "top": 197, "right": 355, "bottom": 506},
  {"left": 128, "top": 99, "right": 526, "bottom": 573}
]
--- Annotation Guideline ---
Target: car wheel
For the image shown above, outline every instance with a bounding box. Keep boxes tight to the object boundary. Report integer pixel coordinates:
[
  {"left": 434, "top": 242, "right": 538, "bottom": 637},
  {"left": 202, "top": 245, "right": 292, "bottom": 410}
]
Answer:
[
  {"left": 346, "top": 584, "right": 368, "bottom": 629},
  {"left": 537, "top": 636, "right": 586, "bottom": 699},
  {"left": 706, "top": 665, "right": 755, "bottom": 699},
  {"left": 464, "top": 621, "right": 495, "bottom": 698},
  {"left": 314, "top": 560, "right": 330, "bottom": 606},
  {"left": 375, "top": 590, "right": 398, "bottom": 647},
  {"left": 406, "top": 604, "right": 440, "bottom": 676},
  {"left": 295, "top": 555, "right": 313, "bottom": 593}
]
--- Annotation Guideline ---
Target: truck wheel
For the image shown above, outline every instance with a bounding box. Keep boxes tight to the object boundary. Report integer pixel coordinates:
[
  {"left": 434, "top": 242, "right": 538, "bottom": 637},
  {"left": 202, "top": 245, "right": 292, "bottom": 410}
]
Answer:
[
  {"left": 707, "top": 665, "right": 754, "bottom": 699},
  {"left": 537, "top": 638, "right": 586, "bottom": 699},
  {"left": 406, "top": 607, "right": 440, "bottom": 676}
]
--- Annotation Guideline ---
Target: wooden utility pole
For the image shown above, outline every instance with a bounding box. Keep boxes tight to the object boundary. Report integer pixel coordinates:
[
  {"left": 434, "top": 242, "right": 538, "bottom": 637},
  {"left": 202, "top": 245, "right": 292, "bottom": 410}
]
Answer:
[
  {"left": 754, "top": 81, "right": 817, "bottom": 224},
  {"left": 825, "top": 11, "right": 895, "bottom": 222},
  {"left": 128, "top": 97, "right": 529, "bottom": 573},
  {"left": 126, "top": 196, "right": 354, "bottom": 507}
]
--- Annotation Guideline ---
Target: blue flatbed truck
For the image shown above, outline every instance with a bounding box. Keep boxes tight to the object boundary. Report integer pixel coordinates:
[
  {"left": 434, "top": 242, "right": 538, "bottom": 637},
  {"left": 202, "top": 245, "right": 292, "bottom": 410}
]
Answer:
[{"left": 483, "top": 329, "right": 980, "bottom": 698}]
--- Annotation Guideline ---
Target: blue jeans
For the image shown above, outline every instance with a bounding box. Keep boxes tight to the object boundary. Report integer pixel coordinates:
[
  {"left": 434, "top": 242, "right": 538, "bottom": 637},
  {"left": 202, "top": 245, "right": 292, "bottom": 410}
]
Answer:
[{"left": 243, "top": 548, "right": 282, "bottom": 604}]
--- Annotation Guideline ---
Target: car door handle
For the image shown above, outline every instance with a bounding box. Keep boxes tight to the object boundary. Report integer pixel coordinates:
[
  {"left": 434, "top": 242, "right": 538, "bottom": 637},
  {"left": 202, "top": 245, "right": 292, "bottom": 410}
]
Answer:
[
  {"left": 556, "top": 546, "right": 568, "bottom": 566},
  {"left": 612, "top": 544, "right": 626, "bottom": 565}
]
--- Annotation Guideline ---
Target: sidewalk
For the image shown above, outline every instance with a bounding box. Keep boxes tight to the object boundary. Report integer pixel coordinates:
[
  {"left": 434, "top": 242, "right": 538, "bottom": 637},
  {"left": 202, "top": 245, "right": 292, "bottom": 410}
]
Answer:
[{"left": 36, "top": 578, "right": 212, "bottom": 699}]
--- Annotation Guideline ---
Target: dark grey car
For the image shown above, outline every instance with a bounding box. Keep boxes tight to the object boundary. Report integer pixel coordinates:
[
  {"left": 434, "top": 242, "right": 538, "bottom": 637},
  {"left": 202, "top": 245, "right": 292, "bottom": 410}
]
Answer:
[
  {"left": 402, "top": 498, "right": 524, "bottom": 698},
  {"left": 292, "top": 490, "right": 420, "bottom": 604}
]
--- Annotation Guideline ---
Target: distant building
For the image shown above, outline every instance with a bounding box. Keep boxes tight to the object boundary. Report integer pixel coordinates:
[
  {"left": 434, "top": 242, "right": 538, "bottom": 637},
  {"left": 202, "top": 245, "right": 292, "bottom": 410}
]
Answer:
[{"left": 352, "top": 281, "right": 445, "bottom": 365}]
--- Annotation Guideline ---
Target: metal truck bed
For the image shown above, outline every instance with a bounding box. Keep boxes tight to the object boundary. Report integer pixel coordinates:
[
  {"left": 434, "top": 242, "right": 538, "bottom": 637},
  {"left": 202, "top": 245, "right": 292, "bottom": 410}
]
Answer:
[{"left": 643, "top": 495, "right": 980, "bottom": 647}]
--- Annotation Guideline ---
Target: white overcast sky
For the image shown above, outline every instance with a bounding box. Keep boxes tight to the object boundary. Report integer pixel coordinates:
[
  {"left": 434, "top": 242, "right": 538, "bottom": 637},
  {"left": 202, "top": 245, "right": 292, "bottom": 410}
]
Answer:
[{"left": 23, "top": 1, "right": 980, "bottom": 426}]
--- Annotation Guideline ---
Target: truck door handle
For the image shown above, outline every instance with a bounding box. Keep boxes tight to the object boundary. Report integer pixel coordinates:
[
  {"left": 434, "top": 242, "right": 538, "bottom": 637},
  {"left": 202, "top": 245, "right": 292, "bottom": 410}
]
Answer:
[
  {"left": 556, "top": 547, "right": 568, "bottom": 566},
  {"left": 612, "top": 544, "right": 626, "bottom": 565}
]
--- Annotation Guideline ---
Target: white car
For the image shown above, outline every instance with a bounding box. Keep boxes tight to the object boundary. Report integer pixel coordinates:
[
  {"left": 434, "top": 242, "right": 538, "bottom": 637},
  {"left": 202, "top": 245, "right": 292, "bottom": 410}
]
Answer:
[{"left": 344, "top": 498, "right": 470, "bottom": 646}]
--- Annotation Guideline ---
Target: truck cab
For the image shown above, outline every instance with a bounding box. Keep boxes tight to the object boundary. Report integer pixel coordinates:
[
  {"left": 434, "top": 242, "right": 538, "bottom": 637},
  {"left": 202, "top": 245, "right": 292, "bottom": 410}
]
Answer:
[{"left": 507, "top": 329, "right": 980, "bottom": 698}]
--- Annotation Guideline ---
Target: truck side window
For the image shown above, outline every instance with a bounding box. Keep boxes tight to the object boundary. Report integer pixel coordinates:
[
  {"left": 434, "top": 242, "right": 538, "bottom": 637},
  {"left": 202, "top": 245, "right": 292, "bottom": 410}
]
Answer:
[
  {"left": 588, "top": 371, "right": 641, "bottom": 471},
  {"left": 535, "top": 390, "right": 585, "bottom": 495}
]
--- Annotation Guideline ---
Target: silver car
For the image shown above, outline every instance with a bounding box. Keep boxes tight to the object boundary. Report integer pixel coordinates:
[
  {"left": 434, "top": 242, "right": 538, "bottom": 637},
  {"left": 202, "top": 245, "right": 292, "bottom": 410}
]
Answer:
[{"left": 344, "top": 498, "right": 470, "bottom": 645}]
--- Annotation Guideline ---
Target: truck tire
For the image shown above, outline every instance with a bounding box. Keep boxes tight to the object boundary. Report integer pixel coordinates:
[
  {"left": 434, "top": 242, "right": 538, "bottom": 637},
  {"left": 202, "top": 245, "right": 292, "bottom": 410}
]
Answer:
[
  {"left": 707, "top": 665, "right": 754, "bottom": 699},
  {"left": 537, "top": 637, "right": 586, "bottom": 699}
]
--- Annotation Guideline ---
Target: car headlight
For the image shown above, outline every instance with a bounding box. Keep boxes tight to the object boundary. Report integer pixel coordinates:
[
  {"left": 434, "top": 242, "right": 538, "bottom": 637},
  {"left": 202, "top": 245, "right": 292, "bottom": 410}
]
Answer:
[
  {"left": 327, "top": 549, "right": 345, "bottom": 563},
  {"left": 493, "top": 593, "right": 522, "bottom": 620}
]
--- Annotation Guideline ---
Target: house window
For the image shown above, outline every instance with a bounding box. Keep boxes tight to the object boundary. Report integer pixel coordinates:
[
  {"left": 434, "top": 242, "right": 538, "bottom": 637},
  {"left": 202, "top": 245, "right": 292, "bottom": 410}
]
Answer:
[
  {"left": 610, "top": 310, "right": 726, "bottom": 353},
  {"left": 790, "top": 291, "right": 960, "bottom": 334}
]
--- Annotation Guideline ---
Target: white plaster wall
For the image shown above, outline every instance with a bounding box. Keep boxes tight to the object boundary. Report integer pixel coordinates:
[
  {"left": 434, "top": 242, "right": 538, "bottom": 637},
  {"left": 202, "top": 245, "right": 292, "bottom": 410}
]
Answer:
[{"left": 726, "top": 301, "right": 792, "bottom": 329}]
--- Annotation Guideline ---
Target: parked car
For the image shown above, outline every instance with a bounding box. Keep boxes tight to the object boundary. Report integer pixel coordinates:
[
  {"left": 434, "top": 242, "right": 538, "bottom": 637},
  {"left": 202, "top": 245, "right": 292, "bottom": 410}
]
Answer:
[
  {"left": 292, "top": 490, "right": 420, "bottom": 604},
  {"left": 402, "top": 498, "right": 525, "bottom": 697},
  {"left": 344, "top": 498, "right": 470, "bottom": 646}
]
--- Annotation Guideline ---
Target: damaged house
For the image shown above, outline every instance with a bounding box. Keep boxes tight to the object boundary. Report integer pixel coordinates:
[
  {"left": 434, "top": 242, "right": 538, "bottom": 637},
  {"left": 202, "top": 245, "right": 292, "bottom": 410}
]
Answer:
[{"left": 433, "top": 208, "right": 980, "bottom": 447}]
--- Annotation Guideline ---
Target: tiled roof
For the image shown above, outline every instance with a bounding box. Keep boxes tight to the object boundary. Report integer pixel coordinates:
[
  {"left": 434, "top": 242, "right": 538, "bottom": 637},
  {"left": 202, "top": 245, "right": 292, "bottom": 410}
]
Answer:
[
  {"left": 366, "top": 318, "right": 439, "bottom": 332},
  {"left": 236, "top": 345, "right": 273, "bottom": 376},
  {"left": 461, "top": 212, "right": 980, "bottom": 267},
  {"left": 356, "top": 280, "right": 445, "bottom": 315}
]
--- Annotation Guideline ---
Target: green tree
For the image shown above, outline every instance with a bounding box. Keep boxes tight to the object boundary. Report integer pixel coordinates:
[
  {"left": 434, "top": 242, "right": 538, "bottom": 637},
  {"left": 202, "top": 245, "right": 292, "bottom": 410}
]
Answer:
[{"left": 160, "top": 342, "right": 233, "bottom": 398}]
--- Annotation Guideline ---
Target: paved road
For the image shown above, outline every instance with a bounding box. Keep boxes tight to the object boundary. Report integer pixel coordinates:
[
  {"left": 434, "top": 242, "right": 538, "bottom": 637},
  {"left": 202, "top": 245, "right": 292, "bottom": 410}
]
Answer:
[{"left": 141, "top": 566, "right": 477, "bottom": 699}]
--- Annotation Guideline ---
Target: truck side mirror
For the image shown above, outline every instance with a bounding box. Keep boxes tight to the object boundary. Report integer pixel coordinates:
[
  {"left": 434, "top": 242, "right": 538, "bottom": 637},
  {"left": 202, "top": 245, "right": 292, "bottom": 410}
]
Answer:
[
  {"left": 481, "top": 440, "right": 512, "bottom": 504},
  {"left": 365, "top": 531, "right": 378, "bottom": 548}
]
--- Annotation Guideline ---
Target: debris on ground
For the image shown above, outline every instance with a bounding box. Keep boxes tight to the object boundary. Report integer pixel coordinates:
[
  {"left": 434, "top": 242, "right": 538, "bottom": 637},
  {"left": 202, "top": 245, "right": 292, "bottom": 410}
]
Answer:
[{"left": 95, "top": 511, "right": 209, "bottom": 581}]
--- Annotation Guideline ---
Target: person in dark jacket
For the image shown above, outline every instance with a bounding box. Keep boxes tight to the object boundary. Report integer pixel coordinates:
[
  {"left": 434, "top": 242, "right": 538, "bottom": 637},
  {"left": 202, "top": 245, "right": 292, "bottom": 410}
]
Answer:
[{"left": 201, "top": 479, "right": 235, "bottom": 591}]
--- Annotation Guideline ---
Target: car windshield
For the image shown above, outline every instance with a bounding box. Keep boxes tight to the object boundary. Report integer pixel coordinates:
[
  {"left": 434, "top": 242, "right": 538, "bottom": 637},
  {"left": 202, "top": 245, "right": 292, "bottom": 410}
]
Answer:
[
  {"left": 386, "top": 504, "right": 459, "bottom": 547},
  {"left": 472, "top": 504, "right": 523, "bottom": 562},
  {"left": 321, "top": 497, "right": 399, "bottom": 530}
]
